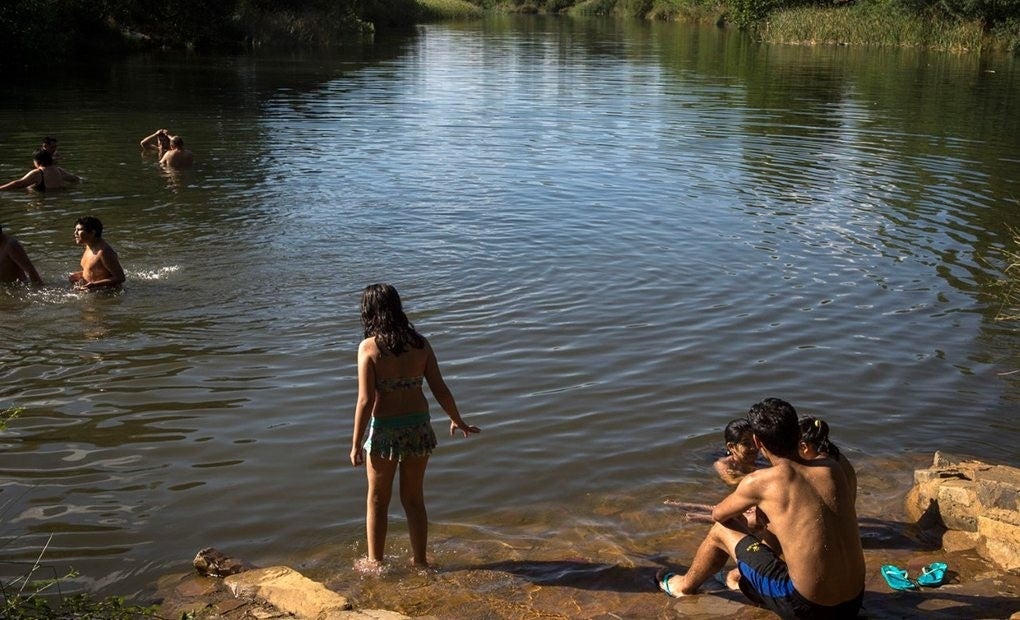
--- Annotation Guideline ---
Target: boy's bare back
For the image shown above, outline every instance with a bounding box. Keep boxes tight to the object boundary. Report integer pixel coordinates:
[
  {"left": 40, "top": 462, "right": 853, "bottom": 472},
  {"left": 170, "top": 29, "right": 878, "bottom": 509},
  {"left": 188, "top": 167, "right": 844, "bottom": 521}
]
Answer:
[{"left": 738, "top": 456, "right": 864, "bottom": 605}]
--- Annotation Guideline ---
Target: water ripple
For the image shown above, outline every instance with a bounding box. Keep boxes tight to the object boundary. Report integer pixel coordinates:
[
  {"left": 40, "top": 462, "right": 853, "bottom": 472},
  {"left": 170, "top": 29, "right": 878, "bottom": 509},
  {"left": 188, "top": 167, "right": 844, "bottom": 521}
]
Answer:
[{"left": 1, "top": 17, "right": 1019, "bottom": 600}]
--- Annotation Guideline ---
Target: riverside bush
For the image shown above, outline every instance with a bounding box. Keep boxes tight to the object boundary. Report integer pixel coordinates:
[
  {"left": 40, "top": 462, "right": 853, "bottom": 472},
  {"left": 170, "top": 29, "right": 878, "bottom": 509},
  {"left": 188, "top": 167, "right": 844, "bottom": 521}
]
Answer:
[
  {"left": 569, "top": 0, "right": 620, "bottom": 15},
  {"left": 711, "top": 0, "right": 1015, "bottom": 49},
  {"left": 1, "top": 593, "right": 159, "bottom": 619},
  {"left": 934, "top": 0, "right": 1020, "bottom": 27},
  {"left": 761, "top": 2, "right": 990, "bottom": 48}
]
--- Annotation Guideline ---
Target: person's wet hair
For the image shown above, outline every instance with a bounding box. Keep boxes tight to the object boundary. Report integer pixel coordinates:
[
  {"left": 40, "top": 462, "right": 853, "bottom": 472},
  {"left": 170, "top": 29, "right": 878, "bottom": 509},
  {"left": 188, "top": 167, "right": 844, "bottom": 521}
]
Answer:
[
  {"left": 170, "top": 136, "right": 184, "bottom": 148},
  {"left": 723, "top": 418, "right": 751, "bottom": 449},
  {"left": 33, "top": 149, "right": 53, "bottom": 167},
  {"left": 76, "top": 215, "right": 103, "bottom": 238},
  {"left": 42, "top": 136, "right": 57, "bottom": 148},
  {"left": 361, "top": 283, "right": 425, "bottom": 355},
  {"left": 799, "top": 416, "right": 841, "bottom": 460},
  {"left": 747, "top": 398, "right": 800, "bottom": 457}
]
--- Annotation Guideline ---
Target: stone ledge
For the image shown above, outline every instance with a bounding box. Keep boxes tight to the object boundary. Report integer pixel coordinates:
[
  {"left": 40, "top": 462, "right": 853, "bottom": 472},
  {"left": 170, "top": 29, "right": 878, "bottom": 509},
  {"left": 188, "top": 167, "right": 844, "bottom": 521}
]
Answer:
[
  {"left": 907, "top": 451, "right": 1020, "bottom": 573},
  {"left": 159, "top": 553, "right": 412, "bottom": 620},
  {"left": 223, "top": 566, "right": 412, "bottom": 619}
]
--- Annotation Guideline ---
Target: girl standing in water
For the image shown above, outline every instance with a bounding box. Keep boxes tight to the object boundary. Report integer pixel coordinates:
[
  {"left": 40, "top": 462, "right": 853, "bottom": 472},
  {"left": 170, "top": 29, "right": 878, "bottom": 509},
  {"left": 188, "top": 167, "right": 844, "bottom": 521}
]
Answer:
[{"left": 350, "top": 283, "right": 480, "bottom": 569}]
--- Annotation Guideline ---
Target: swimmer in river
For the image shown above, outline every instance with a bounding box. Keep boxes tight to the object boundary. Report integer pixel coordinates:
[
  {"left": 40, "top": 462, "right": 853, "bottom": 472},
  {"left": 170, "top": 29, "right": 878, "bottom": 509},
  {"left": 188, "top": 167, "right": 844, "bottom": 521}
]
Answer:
[
  {"left": 141, "top": 129, "right": 193, "bottom": 169},
  {"left": 0, "top": 225, "right": 44, "bottom": 285},
  {"left": 41, "top": 136, "right": 60, "bottom": 163},
  {"left": 0, "top": 149, "right": 80, "bottom": 191},
  {"left": 68, "top": 216, "right": 125, "bottom": 291},
  {"left": 665, "top": 418, "right": 763, "bottom": 516},
  {"left": 799, "top": 416, "right": 856, "bottom": 503}
]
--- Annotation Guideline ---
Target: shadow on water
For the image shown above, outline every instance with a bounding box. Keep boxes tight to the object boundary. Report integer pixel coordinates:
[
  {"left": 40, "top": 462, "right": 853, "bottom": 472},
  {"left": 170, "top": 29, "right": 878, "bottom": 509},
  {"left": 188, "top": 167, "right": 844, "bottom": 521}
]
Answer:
[
  {"left": 858, "top": 516, "right": 942, "bottom": 552},
  {"left": 472, "top": 559, "right": 665, "bottom": 593},
  {"left": 861, "top": 590, "right": 1020, "bottom": 620}
]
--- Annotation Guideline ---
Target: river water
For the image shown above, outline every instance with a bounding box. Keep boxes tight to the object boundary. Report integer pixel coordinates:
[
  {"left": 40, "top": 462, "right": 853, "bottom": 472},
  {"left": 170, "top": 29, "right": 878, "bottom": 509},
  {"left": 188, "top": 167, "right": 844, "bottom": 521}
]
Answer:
[{"left": 1, "top": 15, "right": 1019, "bottom": 615}]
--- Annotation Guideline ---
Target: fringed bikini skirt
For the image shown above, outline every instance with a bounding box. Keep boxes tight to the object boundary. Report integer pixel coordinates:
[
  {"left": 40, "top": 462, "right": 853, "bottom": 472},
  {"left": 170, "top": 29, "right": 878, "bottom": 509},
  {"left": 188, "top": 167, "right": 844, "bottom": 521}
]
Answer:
[{"left": 365, "top": 412, "right": 437, "bottom": 461}]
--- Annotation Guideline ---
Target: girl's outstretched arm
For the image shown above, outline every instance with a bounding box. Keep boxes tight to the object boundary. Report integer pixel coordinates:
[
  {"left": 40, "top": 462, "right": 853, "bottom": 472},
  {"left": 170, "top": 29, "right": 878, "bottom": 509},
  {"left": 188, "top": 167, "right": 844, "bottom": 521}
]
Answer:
[
  {"left": 423, "top": 340, "right": 479, "bottom": 438},
  {"left": 0, "top": 170, "right": 40, "bottom": 191}
]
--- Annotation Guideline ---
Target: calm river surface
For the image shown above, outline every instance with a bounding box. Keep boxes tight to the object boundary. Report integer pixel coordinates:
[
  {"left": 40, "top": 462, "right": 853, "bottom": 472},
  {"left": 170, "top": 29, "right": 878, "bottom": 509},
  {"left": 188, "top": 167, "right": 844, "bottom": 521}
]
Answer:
[{"left": 1, "top": 15, "right": 1019, "bottom": 615}]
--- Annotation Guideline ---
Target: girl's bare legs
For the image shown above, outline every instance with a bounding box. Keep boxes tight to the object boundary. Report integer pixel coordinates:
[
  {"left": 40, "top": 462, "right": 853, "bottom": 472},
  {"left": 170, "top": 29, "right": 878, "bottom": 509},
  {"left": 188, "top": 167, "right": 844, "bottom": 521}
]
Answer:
[
  {"left": 399, "top": 454, "right": 430, "bottom": 567},
  {"left": 366, "top": 455, "right": 399, "bottom": 563}
]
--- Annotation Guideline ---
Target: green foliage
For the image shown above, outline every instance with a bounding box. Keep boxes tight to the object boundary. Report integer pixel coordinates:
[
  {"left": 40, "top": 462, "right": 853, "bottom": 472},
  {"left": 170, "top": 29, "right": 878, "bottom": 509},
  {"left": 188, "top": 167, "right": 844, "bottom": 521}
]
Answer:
[
  {"left": 1, "top": 0, "right": 1019, "bottom": 59},
  {"left": 1, "top": 592, "right": 159, "bottom": 619},
  {"left": 857, "top": 0, "right": 1020, "bottom": 30},
  {"left": 618, "top": 0, "right": 655, "bottom": 16},
  {"left": 933, "top": 0, "right": 1019, "bottom": 27},
  {"left": 108, "top": 0, "right": 240, "bottom": 49},
  {"left": 362, "top": 0, "right": 428, "bottom": 27},
  {"left": 990, "top": 16, "right": 1020, "bottom": 49},
  {"left": 0, "top": 0, "right": 368, "bottom": 66},
  {"left": 418, "top": 0, "right": 486, "bottom": 18},
  {"left": 0, "top": 407, "right": 21, "bottom": 431},
  {"left": 0, "top": 534, "right": 158, "bottom": 619},
  {"left": 546, "top": 0, "right": 576, "bottom": 12},
  {"left": 234, "top": 1, "right": 369, "bottom": 47},
  {"left": 0, "top": 0, "right": 121, "bottom": 66},
  {"left": 730, "top": 0, "right": 779, "bottom": 27},
  {"left": 569, "top": 0, "right": 619, "bottom": 15},
  {"left": 760, "top": 2, "right": 989, "bottom": 48},
  {"left": 990, "top": 227, "right": 1020, "bottom": 320}
]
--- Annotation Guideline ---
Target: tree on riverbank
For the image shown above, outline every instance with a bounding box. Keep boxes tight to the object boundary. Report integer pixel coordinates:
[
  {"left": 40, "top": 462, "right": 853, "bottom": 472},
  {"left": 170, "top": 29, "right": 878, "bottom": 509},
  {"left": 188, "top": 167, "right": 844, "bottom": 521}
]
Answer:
[
  {"left": 0, "top": 0, "right": 368, "bottom": 67},
  {"left": 1, "top": 0, "right": 1017, "bottom": 67}
]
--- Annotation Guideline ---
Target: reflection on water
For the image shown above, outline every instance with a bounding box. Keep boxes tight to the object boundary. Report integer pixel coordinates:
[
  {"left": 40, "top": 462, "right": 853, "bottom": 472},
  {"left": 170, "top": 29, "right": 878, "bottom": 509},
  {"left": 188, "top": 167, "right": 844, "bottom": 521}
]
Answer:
[{"left": 1, "top": 15, "right": 1019, "bottom": 608}]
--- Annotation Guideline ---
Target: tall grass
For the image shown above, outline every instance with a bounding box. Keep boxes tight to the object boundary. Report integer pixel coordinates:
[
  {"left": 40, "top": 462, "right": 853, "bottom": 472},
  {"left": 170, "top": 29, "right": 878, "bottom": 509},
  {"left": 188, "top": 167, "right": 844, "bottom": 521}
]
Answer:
[
  {"left": 234, "top": 5, "right": 372, "bottom": 46},
  {"left": 551, "top": 0, "right": 1018, "bottom": 50},
  {"left": 568, "top": 0, "right": 620, "bottom": 16},
  {"left": 418, "top": 0, "right": 485, "bottom": 18},
  {"left": 991, "top": 227, "right": 1020, "bottom": 322},
  {"left": 642, "top": 0, "right": 729, "bottom": 21},
  {"left": 759, "top": 5, "right": 991, "bottom": 51}
]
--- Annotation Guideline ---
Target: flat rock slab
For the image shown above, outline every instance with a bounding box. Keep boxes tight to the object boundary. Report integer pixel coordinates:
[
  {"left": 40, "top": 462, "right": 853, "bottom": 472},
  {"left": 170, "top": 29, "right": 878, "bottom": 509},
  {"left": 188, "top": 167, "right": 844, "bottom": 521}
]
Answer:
[
  {"left": 225, "top": 566, "right": 352, "bottom": 617},
  {"left": 224, "top": 566, "right": 411, "bottom": 620}
]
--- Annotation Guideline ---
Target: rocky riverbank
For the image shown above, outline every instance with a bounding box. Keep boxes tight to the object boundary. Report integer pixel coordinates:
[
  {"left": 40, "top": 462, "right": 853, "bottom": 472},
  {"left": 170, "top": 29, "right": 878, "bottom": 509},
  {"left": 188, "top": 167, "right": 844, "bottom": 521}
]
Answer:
[{"left": 156, "top": 452, "right": 1020, "bottom": 619}]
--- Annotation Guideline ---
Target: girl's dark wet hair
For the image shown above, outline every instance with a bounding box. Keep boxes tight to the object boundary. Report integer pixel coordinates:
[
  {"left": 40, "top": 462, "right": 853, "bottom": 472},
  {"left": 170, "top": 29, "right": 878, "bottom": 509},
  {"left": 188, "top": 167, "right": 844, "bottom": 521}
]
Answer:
[
  {"left": 33, "top": 149, "right": 53, "bottom": 167},
  {"left": 799, "top": 416, "right": 841, "bottom": 460},
  {"left": 360, "top": 283, "right": 425, "bottom": 355},
  {"left": 723, "top": 418, "right": 751, "bottom": 446},
  {"left": 747, "top": 398, "right": 800, "bottom": 458}
]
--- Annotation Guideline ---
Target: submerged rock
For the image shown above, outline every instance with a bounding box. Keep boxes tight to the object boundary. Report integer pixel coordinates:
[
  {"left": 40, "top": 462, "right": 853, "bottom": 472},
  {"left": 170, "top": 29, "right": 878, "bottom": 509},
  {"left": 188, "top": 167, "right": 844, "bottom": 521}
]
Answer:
[
  {"left": 163, "top": 549, "right": 411, "bottom": 619},
  {"left": 194, "top": 547, "right": 254, "bottom": 577}
]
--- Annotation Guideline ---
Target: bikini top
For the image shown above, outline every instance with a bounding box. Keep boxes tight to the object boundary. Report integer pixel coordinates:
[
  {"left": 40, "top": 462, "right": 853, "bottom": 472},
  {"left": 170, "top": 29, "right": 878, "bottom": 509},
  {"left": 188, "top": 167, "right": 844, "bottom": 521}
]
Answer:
[
  {"left": 375, "top": 375, "right": 423, "bottom": 393},
  {"left": 33, "top": 169, "right": 46, "bottom": 192}
]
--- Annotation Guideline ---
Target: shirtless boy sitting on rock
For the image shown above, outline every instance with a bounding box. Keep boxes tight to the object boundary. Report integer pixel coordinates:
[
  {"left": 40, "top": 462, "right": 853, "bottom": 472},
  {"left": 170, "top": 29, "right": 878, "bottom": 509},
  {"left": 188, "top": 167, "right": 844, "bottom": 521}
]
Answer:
[
  {"left": 68, "top": 216, "right": 125, "bottom": 291},
  {"left": 656, "top": 397, "right": 865, "bottom": 620}
]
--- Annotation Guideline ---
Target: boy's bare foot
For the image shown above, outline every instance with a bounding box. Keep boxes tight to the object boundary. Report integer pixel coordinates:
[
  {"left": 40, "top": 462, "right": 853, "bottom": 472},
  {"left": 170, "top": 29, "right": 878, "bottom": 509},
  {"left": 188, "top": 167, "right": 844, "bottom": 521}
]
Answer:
[
  {"left": 725, "top": 568, "right": 741, "bottom": 590},
  {"left": 655, "top": 568, "right": 692, "bottom": 598}
]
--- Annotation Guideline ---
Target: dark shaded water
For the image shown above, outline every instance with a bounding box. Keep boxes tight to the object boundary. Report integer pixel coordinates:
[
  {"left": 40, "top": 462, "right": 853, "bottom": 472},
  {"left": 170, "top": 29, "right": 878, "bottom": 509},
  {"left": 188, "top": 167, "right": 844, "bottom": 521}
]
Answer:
[{"left": 0, "top": 15, "right": 1018, "bottom": 612}]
